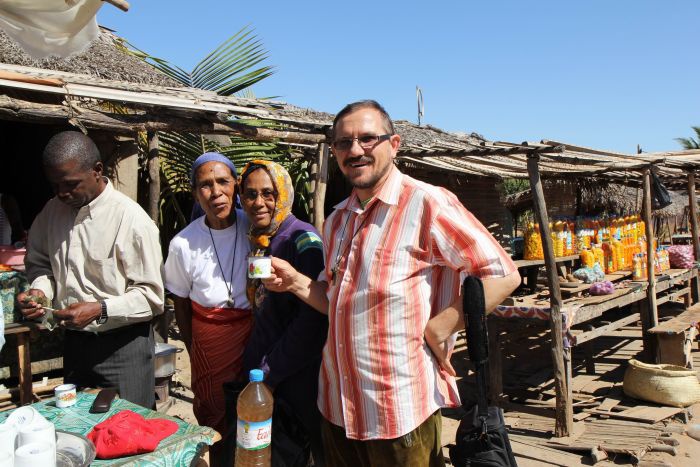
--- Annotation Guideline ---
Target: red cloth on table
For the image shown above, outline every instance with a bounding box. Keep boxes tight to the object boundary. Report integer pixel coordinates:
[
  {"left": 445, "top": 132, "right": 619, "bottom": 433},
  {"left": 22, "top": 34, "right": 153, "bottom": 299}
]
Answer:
[{"left": 87, "top": 410, "right": 178, "bottom": 459}]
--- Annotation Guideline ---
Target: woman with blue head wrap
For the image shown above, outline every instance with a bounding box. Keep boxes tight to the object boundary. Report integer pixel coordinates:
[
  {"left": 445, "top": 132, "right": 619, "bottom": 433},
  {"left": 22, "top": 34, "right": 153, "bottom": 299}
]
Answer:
[{"left": 164, "top": 152, "right": 252, "bottom": 463}]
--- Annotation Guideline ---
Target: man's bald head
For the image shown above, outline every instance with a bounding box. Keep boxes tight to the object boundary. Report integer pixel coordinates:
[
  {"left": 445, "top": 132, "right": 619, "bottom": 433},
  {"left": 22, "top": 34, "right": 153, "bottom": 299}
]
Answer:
[{"left": 42, "top": 131, "right": 102, "bottom": 170}]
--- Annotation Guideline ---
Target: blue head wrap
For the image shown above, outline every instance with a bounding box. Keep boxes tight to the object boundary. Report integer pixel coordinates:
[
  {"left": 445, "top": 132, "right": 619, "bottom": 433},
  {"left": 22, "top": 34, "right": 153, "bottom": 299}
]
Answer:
[{"left": 190, "top": 152, "right": 237, "bottom": 186}]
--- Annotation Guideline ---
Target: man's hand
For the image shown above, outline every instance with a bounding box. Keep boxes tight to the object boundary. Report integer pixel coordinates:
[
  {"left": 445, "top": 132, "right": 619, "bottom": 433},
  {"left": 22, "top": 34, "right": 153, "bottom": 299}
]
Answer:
[
  {"left": 261, "top": 257, "right": 300, "bottom": 293},
  {"left": 424, "top": 321, "right": 457, "bottom": 377},
  {"left": 17, "top": 289, "right": 48, "bottom": 320},
  {"left": 54, "top": 302, "right": 102, "bottom": 329}
]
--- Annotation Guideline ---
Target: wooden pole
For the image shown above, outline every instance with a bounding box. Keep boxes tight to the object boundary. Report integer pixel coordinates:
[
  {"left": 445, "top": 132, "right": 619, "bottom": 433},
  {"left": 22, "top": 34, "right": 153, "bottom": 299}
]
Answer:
[
  {"left": 687, "top": 172, "right": 700, "bottom": 303},
  {"left": 17, "top": 332, "right": 32, "bottom": 405},
  {"left": 526, "top": 153, "right": 573, "bottom": 437},
  {"left": 146, "top": 132, "right": 160, "bottom": 223},
  {"left": 641, "top": 168, "right": 659, "bottom": 362},
  {"left": 312, "top": 143, "right": 329, "bottom": 232}
]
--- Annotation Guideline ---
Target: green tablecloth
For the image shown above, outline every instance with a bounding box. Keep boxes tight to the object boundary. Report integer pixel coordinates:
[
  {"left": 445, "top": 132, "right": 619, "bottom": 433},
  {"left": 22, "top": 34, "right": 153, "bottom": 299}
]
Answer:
[{"left": 0, "top": 392, "right": 218, "bottom": 466}]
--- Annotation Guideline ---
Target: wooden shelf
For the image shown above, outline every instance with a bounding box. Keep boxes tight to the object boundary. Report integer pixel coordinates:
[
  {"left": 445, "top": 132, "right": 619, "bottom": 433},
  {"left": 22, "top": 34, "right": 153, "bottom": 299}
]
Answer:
[{"left": 514, "top": 254, "right": 579, "bottom": 269}]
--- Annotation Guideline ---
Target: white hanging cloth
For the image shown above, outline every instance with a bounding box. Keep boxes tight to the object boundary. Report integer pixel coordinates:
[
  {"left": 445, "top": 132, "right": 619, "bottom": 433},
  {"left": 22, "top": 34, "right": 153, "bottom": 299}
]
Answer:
[{"left": 0, "top": 0, "right": 104, "bottom": 59}]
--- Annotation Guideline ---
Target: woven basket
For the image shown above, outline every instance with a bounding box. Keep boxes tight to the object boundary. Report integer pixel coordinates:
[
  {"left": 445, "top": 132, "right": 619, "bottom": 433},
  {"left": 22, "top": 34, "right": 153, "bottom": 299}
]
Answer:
[{"left": 623, "top": 359, "right": 700, "bottom": 407}]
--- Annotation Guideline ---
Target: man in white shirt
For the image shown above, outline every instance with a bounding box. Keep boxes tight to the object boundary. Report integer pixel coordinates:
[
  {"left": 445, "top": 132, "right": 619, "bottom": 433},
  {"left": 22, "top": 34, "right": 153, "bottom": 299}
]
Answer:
[{"left": 19, "top": 131, "right": 164, "bottom": 408}]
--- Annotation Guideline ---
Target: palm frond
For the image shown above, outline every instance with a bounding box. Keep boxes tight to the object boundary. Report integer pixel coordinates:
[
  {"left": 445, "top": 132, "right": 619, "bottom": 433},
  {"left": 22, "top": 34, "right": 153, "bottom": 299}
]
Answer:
[{"left": 676, "top": 126, "right": 700, "bottom": 149}]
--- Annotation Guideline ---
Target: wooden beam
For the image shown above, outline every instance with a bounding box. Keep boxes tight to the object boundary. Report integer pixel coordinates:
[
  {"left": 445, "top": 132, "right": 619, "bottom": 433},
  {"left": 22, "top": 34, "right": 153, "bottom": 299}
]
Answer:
[
  {"left": 526, "top": 152, "right": 573, "bottom": 437},
  {"left": 146, "top": 132, "right": 160, "bottom": 223},
  {"left": 687, "top": 173, "right": 700, "bottom": 293},
  {"left": 642, "top": 168, "right": 659, "bottom": 362},
  {"left": 0, "top": 95, "right": 325, "bottom": 144},
  {"left": 312, "top": 143, "right": 329, "bottom": 232}
]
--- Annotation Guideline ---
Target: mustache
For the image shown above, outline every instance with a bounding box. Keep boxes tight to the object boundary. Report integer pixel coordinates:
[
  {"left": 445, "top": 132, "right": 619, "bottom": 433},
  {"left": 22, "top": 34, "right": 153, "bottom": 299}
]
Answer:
[{"left": 344, "top": 155, "right": 374, "bottom": 167}]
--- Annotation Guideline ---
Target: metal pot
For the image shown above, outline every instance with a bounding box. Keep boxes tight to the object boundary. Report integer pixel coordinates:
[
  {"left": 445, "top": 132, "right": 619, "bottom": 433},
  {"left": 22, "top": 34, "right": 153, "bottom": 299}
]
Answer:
[{"left": 154, "top": 342, "right": 182, "bottom": 378}]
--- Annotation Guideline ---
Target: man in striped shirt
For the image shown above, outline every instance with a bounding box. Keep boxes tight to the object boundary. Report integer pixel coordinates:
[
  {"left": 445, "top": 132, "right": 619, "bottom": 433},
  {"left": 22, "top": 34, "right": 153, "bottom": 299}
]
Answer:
[{"left": 264, "top": 100, "right": 520, "bottom": 466}]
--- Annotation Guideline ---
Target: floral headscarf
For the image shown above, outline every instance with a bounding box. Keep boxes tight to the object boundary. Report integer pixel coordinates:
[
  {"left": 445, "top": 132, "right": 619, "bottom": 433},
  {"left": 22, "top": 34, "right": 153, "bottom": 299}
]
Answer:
[
  {"left": 240, "top": 160, "right": 295, "bottom": 308},
  {"left": 239, "top": 160, "right": 294, "bottom": 251}
]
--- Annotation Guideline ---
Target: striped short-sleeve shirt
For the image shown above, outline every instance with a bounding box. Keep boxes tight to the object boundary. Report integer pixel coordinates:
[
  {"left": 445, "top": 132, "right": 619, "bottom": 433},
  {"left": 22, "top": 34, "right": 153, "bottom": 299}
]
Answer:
[{"left": 319, "top": 167, "right": 516, "bottom": 440}]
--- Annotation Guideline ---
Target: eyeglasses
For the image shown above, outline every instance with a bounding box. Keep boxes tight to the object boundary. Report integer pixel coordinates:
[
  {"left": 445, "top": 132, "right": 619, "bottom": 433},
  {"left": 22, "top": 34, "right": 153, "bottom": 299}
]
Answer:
[
  {"left": 242, "top": 189, "right": 277, "bottom": 202},
  {"left": 331, "top": 134, "right": 392, "bottom": 152}
]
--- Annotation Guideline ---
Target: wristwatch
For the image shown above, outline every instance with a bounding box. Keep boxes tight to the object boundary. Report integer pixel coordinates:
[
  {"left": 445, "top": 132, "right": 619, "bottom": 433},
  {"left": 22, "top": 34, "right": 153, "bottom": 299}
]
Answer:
[{"left": 95, "top": 301, "right": 108, "bottom": 325}]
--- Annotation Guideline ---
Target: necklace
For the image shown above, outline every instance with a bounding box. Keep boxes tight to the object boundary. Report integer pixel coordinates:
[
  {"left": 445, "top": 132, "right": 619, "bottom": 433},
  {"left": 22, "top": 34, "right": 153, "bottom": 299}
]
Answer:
[
  {"left": 330, "top": 200, "right": 377, "bottom": 285},
  {"left": 207, "top": 214, "right": 238, "bottom": 307}
]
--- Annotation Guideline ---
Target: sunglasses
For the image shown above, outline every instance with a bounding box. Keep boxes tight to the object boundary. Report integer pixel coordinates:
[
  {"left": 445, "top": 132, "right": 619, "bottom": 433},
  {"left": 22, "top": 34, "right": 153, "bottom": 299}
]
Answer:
[
  {"left": 242, "top": 189, "right": 277, "bottom": 202},
  {"left": 331, "top": 134, "right": 392, "bottom": 152}
]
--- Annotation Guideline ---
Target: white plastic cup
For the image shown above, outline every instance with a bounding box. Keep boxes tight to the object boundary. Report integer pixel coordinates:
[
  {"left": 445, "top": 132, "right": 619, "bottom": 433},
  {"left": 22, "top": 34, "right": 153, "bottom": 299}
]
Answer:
[
  {"left": 14, "top": 441, "right": 55, "bottom": 467},
  {"left": 54, "top": 384, "right": 77, "bottom": 408},
  {"left": 247, "top": 256, "right": 272, "bottom": 279},
  {"left": 0, "top": 423, "right": 16, "bottom": 465},
  {"left": 0, "top": 449, "right": 13, "bottom": 467},
  {"left": 18, "top": 422, "right": 55, "bottom": 449},
  {"left": 5, "top": 407, "right": 43, "bottom": 430}
]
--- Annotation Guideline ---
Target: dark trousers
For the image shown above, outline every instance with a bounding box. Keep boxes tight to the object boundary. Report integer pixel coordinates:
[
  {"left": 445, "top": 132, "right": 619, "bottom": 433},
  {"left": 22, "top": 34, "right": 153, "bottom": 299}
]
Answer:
[
  {"left": 63, "top": 322, "right": 155, "bottom": 408},
  {"left": 321, "top": 411, "right": 445, "bottom": 467}
]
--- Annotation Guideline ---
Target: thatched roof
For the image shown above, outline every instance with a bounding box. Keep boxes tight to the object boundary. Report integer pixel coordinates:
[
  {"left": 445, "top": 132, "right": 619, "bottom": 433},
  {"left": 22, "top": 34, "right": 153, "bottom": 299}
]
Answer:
[
  {"left": 2, "top": 50, "right": 700, "bottom": 184},
  {"left": 0, "top": 28, "right": 182, "bottom": 87},
  {"left": 504, "top": 181, "right": 692, "bottom": 218}
]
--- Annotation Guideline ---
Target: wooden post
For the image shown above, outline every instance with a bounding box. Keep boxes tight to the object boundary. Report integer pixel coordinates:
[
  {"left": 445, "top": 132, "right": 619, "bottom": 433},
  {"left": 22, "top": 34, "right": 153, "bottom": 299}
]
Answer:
[
  {"left": 642, "top": 168, "right": 659, "bottom": 362},
  {"left": 526, "top": 153, "right": 573, "bottom": 437},
  {"left": 312, "top": 143, "right": 329, "bottom": 232},
  {"left": 687, "top": 172, "right": 700, "bottom": 304},
  {"left": 147, "top": 132, "right": 160, "bottom": 223},
  {"left": 17, "top": 332, "right": 32, "bottom": 405}
]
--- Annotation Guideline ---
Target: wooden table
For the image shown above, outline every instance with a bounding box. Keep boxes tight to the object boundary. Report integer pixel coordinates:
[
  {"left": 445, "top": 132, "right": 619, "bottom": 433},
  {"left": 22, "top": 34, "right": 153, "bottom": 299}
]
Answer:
[
  {"left": 514, "top": 254, "right": 580, "bottom": 292},
  {"left": 0, "top": 392, "right": 219, "bottom": 466},
  {"left": 487, "top": 267, "right": 698, "bottom": 401}
]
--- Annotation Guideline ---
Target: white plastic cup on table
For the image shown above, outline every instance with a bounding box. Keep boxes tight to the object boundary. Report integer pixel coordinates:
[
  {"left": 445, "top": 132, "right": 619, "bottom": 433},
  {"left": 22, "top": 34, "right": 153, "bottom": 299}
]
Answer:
[
  {"left": 247, "top": 256, "right": 272, "bottom": 279},
  {"left": 0, "top": 449, "right": 13, "bottom": 467},
  {"left": 0, "top": 423, "right": 16, "bottom": 465},
  {"left": 14, "top": 441, "right": 55, "bottom": 467},
  {"left": 18, "top": 422, "right": 55, "bottom": 449},
  {"left": 5, "top": 406, "right": 42, "bottom": 430},
  {"left": 54, "top": 383, "right": 77, "bottom": 408}
]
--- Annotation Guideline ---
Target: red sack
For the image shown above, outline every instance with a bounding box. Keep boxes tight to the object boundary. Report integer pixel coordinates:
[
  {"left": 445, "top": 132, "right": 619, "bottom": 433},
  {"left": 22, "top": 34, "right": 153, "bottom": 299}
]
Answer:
[{"left": 87, "top": 410, "right": 178, "bottom": 459}]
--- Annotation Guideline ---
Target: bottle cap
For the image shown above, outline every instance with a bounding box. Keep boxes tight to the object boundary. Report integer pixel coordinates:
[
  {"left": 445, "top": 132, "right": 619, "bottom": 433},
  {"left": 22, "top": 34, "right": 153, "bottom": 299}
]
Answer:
[{"left": 249, "top": 369, "right": 264, "bottom": 382}]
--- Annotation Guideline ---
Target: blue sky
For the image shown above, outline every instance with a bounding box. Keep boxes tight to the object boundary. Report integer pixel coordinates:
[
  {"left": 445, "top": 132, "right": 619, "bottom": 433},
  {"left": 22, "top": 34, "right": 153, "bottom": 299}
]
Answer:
[{"left": 98, "top": 1, "right": 699, "bottom": 153}]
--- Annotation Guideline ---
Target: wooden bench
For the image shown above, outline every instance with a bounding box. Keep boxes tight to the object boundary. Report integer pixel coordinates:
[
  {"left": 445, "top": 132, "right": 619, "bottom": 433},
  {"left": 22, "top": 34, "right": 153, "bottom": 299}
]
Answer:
[{"left": 648, "top": 304, "right": 700, "bottom": 368}]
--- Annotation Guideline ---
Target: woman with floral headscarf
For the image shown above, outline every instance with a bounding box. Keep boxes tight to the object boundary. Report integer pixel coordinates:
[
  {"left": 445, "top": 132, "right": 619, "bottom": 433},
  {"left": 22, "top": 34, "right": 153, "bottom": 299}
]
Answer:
[{"left": 238, "top": 160, "right": 327, "bottom": 466}]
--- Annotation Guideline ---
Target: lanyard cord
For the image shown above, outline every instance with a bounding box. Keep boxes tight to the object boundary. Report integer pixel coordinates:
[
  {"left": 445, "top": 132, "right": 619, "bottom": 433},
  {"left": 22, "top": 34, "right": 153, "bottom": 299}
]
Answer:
[
  {"left": 207, "top": 213, "right": 238, "bottom": 307},
  {"left": 331, "top": 201, "right": 378, "bottom": 282}
]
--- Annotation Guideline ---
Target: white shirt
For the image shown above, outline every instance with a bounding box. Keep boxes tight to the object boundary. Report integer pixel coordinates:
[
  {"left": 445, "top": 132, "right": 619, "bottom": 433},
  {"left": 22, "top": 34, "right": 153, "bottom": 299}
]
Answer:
[
  {"left": 164, "top": 211, "right": 251, "bottom": 309},
  {"left": 26, "top": 180, "right": 165, "bottom": 332}
]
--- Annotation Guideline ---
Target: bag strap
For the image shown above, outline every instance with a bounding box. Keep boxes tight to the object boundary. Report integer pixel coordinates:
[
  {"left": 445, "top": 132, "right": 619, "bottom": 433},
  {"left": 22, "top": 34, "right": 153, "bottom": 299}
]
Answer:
[{"left": 462, "top": 275, "right": 489, "bottom": 418}]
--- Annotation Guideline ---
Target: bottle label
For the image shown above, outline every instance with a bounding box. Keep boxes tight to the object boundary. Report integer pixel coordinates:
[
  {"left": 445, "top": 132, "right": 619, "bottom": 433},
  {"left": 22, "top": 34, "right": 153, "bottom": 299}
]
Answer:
[{"left": 237, "top": 417, "right": 272, "bottom": 450}]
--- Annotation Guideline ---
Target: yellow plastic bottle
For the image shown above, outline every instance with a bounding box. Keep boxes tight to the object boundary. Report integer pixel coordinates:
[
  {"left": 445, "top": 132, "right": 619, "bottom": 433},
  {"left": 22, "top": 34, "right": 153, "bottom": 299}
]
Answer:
[{"left": 580, "top": 248, "right": 595, "bottom": 268}]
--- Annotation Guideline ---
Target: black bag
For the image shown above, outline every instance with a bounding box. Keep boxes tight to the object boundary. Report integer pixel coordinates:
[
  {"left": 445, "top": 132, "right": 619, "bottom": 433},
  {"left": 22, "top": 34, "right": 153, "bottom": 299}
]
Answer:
[
  {"left": 449, "top": 276, "right": 517, "bottom": 467},
  {"left": 650, "top": 169, "right": 672, "bottom": 210}
]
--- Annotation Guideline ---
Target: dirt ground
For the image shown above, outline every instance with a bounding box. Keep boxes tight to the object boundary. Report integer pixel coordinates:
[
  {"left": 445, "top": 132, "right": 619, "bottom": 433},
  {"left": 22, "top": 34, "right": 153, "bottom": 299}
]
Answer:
[{"left": 165, "top": 329, "right": 700, "bottom": 466}]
